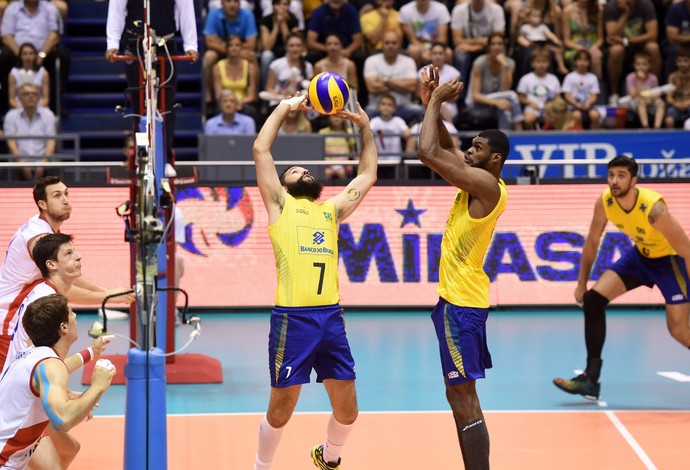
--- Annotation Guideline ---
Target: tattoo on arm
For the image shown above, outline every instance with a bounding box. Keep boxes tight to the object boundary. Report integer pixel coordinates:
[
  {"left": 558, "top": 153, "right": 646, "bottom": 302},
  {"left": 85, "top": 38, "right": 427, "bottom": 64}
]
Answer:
[
  {"left": 648, "top": 202, "right": 666, "bottom": 225},
  {"left": 346, "top": 188, "right": 361, "bottom": 202}
]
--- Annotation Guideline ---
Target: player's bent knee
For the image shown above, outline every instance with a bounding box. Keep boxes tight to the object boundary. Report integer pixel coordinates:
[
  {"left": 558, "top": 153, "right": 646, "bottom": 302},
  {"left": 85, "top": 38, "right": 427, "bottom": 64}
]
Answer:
[
  {"left": 265, "top": 411, "right": 292, "bottom": 429},
  {"left": 583, "top": 289, "right": 609, "bottom": 317}
]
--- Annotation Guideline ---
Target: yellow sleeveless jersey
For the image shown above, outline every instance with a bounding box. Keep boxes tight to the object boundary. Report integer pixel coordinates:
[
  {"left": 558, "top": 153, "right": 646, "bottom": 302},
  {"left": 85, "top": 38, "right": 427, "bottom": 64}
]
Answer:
[
  {"left": 268, "top": 194, "right": 340, "bottom": 307},
  {"left": 602, "top": 187, "right": 676, "bottom": 258},
  {"left": 437, "top": 180, "right": 508, "bottom": 308}
]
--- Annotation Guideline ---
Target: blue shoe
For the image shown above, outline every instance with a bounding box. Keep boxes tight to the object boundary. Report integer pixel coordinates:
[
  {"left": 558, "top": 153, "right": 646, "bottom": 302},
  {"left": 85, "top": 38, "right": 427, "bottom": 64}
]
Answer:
[
  {"left": 311, "top": 445, "right": 340, "bottom": 469},
  {"left": 553, "top": 373, "right": 600, "bottom": 400}
]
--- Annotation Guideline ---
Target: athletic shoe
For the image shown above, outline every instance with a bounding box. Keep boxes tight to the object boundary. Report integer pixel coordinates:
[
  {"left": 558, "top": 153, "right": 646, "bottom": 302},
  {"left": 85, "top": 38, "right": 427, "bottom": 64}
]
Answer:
[
  {"left": 311, "top": 445, "right": 340, "bottom": 470},
  {"left": 553, "top": 373, "right": 600, "bottom": 400}
]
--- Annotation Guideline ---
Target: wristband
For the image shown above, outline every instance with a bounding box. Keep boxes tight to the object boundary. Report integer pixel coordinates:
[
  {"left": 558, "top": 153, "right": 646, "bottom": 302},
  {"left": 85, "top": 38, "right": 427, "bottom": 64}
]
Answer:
[
  {"left": 623, "top": 37, "right": 629, "bottom": 47},
  {"left": 78, "top": 347, "right": 94, "bottom": 365}
]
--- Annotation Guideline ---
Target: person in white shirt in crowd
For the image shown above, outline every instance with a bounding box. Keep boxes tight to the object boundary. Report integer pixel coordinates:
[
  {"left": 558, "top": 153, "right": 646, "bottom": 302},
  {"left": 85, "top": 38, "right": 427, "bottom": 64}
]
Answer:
[
  {"left": 369, "top": 94, "right": 411, "bottom": 179},
  {"left": 450, "top": 0, "right": 505, "bottom": 96},
  {"left": 562, "top": 49, "right": 602, "bottom": 129},
  {"left": 516, "top": 47, "right": 562, "bottom": 129},
  {"left": 3, "top": 82, "right": 55, "bottom": 180},
  {"left": 516, "top": 7, "right": 569, "bottom": 76},
  {"left": 8, "top": 42, "right": 50, "bottom": 110},
  {"left": 399, "top": 0, "right": 451, "bottom": 67},
  {"left": 364, "top": 31, "right": 423, "bottom": 124}
]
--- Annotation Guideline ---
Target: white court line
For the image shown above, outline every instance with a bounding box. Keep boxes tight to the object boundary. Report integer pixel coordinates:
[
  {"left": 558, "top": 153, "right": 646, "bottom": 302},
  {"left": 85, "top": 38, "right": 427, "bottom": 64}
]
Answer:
[
  {"left": 657, "top": 371, "right": 690, "bottom": 382},
  {"left": 92, "top": 409, "right": 690, "bottom": 418},
  {"left": 605, "top": 411, "right": 657, "bottom": 470}
]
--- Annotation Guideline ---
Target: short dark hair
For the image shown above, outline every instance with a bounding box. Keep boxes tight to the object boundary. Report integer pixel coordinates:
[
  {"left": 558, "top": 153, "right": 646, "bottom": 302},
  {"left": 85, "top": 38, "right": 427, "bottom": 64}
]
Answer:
[
  {"left": 573, "top": 49, "right": 591, "bottom": 64},
  {"left": 33, "top": 176, "right": 63, "bottom": 207},
  {"left": 677, "top": 47, "right": 690, "bottom": 60},
  {"left": 33, "top": 233, "right": 74, "bottom": 278},
  {"left": 608, "top": 155, "right": 638, "bottom": 177},
  {"left": 487, "top": 32, "right": 506, "bottom": 46},
  {"left": 23, "top": 294, "right": 70, "bottom": 347},
  {"left": 478, "top": 129, "right": 510, "bottom": 164}
]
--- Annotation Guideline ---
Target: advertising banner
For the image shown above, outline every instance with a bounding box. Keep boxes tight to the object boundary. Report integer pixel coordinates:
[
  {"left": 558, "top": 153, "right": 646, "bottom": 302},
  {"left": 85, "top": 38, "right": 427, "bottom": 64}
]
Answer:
[
  {"left": 505, "top": 131, "right": 690, "bottom": 180},
  {"left": 1, "top": 183, "right": 688, "bottom": 308}
]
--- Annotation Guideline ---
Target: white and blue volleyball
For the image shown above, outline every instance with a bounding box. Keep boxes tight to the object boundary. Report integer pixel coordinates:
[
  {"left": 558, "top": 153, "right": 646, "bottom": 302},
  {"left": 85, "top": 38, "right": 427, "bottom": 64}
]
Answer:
[{"left": 308, "top": 72, "right": 350, "bottom": 115}]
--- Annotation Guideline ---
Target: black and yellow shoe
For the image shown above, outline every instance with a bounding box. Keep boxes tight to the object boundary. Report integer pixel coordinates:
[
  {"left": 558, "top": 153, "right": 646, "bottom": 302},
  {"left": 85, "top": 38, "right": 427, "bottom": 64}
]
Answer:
[
  {"left": 553, "top": 373, "right": 600, "bottom": 401},
  {"left": 311, "top": 444, "right": 341, "bottom": 470}
]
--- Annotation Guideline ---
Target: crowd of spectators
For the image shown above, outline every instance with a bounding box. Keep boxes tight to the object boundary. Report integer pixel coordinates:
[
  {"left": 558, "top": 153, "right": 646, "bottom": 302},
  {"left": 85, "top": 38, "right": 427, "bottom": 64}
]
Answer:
[
  {"left": 200, "top": 0, "right": 690, "bottom": 138},
  {"left": 3, "top": 0, "right": 690, "bottom": 180}
]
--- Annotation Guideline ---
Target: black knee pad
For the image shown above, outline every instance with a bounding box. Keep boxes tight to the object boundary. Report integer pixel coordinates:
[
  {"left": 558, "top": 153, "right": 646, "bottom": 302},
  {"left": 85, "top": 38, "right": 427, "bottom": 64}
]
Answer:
[{"left": 583, "top": 289, "right": 609, "bottom": 318}]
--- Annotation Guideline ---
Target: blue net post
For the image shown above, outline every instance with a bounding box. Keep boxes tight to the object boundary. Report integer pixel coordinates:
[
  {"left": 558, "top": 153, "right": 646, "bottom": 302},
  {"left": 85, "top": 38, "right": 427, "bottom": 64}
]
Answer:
[
  {"left": 124, "top": 347, "right": 167, "bottom": 469},
  {"left": 124, "top": 115, "right": 169, "bottom": 469}
]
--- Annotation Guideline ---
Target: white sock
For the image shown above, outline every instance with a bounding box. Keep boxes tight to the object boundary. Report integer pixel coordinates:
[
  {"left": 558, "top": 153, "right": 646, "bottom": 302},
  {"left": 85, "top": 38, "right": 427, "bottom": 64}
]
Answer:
[
  {"left": 256, "top": 416, "right": 283, "bottom": 469},
  {"left": 323, "top": 414, "right": 354, "bottom": 464}
]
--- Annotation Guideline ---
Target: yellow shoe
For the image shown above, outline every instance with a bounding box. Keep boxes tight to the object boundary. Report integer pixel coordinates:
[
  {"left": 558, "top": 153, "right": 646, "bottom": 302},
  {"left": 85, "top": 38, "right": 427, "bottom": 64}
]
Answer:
[{"left": 311, "top": 445, "right": 341, "bottom": 469}]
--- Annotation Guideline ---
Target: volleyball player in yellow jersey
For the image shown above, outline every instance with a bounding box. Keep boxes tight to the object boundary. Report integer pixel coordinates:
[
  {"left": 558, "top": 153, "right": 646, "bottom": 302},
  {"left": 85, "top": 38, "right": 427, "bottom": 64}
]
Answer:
[
  {"left": 252, "top": 93, "right": 377, "bottom": 470},
  {"left": 554, "top": 156, "right": 690, "bottom": 400},
  {"left": 418, "top": 67, "right": 510, "bottom": 470}
]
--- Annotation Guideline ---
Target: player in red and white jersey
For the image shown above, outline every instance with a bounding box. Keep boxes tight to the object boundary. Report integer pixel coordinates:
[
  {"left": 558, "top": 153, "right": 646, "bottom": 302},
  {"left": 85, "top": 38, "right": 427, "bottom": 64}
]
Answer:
[
  {"left": 0, "top": 177, "right": 134, "bottom": 367},
  {"left": 1, "top": 234, "right": 112, "bottom": 469},
  {"left": 1, "top": 279, "right": 57, "bottom": 372},
  {"left": 0, "top": 345, "right": 59, "bottom": 469},
  {"left": 0, "top": 294, "right": 116, "bottom": 469}
]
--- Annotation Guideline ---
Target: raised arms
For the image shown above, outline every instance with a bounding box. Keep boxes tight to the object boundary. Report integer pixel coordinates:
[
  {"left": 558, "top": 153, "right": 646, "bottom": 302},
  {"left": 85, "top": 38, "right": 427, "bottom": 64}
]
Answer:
[{"left": 329, "top": 103, "right": 378, "bottom": 222}]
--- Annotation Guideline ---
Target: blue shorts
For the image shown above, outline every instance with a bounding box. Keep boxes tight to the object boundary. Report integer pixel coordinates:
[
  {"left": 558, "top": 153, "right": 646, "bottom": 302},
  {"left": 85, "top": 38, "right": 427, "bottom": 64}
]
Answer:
[
  {"left": 268, "top": 304, "right": 356, "bottom": 388},
  {"left": 431, "top": 298, "right": 492, "bottom": 385},
  {"left": 610, "top": 248, "right": 689, "bottom": 304}
]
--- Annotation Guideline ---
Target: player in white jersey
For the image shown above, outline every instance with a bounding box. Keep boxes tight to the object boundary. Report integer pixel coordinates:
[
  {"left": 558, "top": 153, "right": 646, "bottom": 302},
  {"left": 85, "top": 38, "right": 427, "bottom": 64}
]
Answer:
[
  {"left": 0, "top": 176, "right": 134, "bottom": 365},
  {"left": 1, "top": 233, "right": 112, "bottom": 469},
  {"left": 0, "top": 294, "right": 116, "bottom": 469}
]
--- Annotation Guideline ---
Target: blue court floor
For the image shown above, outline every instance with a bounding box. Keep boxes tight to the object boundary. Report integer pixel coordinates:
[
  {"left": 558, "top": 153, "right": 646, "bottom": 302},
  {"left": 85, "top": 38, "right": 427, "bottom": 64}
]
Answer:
[{"left": 69, "top": 308, "right": 690, "bottom": 416}]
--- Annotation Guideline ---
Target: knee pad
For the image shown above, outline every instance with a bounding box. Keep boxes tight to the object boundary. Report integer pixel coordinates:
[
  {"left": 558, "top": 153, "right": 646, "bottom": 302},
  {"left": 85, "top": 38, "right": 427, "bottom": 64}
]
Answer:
[{"left": 583, "top": 289, "right": 609, "bottom": 318}]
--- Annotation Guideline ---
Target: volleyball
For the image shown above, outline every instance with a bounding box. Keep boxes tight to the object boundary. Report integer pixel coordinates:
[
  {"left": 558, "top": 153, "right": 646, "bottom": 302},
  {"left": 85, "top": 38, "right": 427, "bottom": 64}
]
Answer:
[{"left": 308, "top": 72, "right": 350, "bottom": 115}]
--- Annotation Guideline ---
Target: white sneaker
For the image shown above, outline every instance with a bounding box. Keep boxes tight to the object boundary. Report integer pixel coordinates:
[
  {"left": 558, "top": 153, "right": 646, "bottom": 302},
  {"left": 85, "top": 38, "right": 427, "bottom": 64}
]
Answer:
[
  {"left": 608, "top": 94, "right": 620, "bottom": 106},
  {"left": 164, "top": 163, "right": 177, "bottom": 178}
]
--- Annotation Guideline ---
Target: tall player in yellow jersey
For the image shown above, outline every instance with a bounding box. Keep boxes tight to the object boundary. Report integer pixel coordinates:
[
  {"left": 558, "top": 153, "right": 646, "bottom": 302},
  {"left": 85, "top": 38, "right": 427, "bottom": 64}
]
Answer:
[
  {"left": 554, "top": 156, "right": 690, "bottom": 400},
  {"left": 418, "top": 68, "right": 510, "bottom": 470},
  {"left": 252, "top": 93, "right": 377, "bottom": 470}
]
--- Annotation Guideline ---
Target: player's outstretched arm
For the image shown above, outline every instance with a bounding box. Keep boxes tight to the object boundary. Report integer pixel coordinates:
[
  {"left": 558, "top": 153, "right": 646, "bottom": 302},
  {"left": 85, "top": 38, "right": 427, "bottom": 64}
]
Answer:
[
  {"left": 33, "top": 358, "right": 115, "bottom": 432},
  {"left": 330, "top": 103, "right": 378, "bottom": 222},
  {"left": 418, "top": 79, "right": 498, "bottom": 198},
  {"left": 66, "top": 281, "right": 135, "bottom": 306},
  {"left": 253, "top": 94, "right": 310, "bottom": 223},
  {"left": 648, "top": 200, "right": 690, "bottom": 267},
  {"left": 575, "top": 196, "right": 608, "bottom": 304}
]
